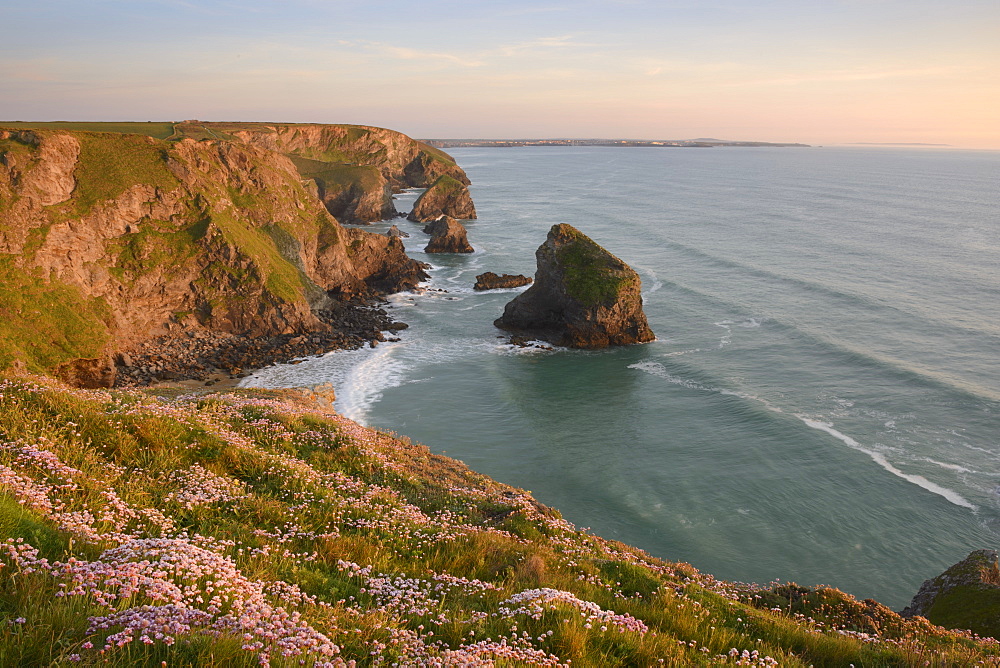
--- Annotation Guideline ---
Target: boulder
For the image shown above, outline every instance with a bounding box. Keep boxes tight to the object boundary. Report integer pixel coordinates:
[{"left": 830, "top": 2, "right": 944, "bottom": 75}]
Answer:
[
  {"left": 386, "top": 224, "right": 409, "bottom": 238},
  {"left": 423, "top": 216, "right": 474, "bottom": 254},
  {"left": 408, "top": 175, "right": 477, "bottom": 222},
  {"left": 55, "top": 356, "right": 117, "bottom": 389},
  {"left": 474, "top": 272, "right": 533, "bottom": 291},
  {"left": 900, "top": 549, "right": 1000, "bottom": 636},
  {"left": 494, "top": 224, "right": 654, "bottom": 348}
]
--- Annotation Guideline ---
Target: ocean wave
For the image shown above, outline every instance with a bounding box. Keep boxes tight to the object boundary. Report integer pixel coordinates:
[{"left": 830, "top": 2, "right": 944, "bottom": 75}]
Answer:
[
  {"left": 799, "top": 418, "right": 977, "bottom": 511},
  {"left": 628, "top": 361, "right": 978, "bottom": 512}
]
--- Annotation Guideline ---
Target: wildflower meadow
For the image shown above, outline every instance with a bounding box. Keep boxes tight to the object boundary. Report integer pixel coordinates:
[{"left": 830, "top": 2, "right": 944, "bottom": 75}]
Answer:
[{"left": 0, "top": 375, "right": 996, "bottom": 666}]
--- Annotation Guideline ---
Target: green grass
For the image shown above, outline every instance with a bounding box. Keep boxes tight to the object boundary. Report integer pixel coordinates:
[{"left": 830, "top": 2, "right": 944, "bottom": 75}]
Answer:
[
  {"left": 288, "top": 155, "right": 383, "bottom": 190},
  {"left": 0, "top": 257, "right": 112, "bottom": 372},
  {"left": 206, "top": 208, "right": 308, "bottom": 305},
  {"left": 0, "top": 377, "right": 994, "bottom": 666},
  {"left": 107, "top": 219, "right": 209, "bottom": 283},
  {"left": 927, "top": 586, "right": 1000, "bottom": 637},
  {"left": 554, "top": 228, "right": 636, "bottom": 307},
  {"left": 68, "top": 132, "right": 179, "bottom": 215},
  {"left": 0, "top": 122, "right": 176, "bottom": 139}
]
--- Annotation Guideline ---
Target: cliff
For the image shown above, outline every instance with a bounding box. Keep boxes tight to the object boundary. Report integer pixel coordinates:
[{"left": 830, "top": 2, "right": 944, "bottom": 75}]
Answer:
[
  {"left": 173, "top": 121, "right": 471, "bottom": 223},
  {"left": 495, "top": 224, "right": 655, "bottom": 348},
  {"left": 0, "top": 126, "right": 432, "bottom": 385}
]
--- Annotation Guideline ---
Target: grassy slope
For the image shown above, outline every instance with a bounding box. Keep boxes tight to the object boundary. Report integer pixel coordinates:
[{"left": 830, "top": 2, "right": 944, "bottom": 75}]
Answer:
[
  {"left": 289, "top": 155, "right": 384, "bottom": 193},
  {"left": 0, "top": 260, "right": 113, "bottom": 372},
  {"left": 554, "top": 227, "right": 635, "bottom": 307},
  {"left": 0, "top": 122, "right": 176, "bottom": 140},
  {"left": 0, "top": 376, "right": 995, "bottom": 666}
]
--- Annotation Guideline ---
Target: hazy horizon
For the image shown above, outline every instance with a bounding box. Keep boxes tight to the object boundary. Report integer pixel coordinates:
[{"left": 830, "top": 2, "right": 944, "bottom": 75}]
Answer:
[{"left": 3, "top": 1, "right": 998, "bottom": 150}]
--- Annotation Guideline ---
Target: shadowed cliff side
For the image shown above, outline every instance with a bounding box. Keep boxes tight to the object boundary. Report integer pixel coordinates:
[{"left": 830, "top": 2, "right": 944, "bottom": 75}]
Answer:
[{"left": 407, "top": 174, "right": 477, "bottom": 222}]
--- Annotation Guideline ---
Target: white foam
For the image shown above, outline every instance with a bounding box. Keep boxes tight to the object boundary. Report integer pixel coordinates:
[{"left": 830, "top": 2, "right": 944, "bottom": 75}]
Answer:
[
  {"left": 337, "top": 343, "right": 412, "bottom": 424},
  {"left": 800, "top": 418, "right": 977, "bottom": 511},
  {"left": 628, "top": 361, "right": 979, "bottom": 512},
  {"left": 924, "top": 458, "right": 973, "bottom": 473},
  {"left": 714, "top": 321, "right": 732, "bottom": 348},
  {"left": 627, "top": 361, "right": 782, "bottom": 412}
]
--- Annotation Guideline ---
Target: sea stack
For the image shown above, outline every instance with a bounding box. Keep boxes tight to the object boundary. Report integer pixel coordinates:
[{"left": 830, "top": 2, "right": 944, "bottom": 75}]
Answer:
[
  {"left": 408, "top": 175, "right": 477, "bottom": 222},
  {"left": 494, "top": 224, "right": 654, "bottom": 348},
  {"left": 423, "top": 216, "right": 474, "bottom": 253}
]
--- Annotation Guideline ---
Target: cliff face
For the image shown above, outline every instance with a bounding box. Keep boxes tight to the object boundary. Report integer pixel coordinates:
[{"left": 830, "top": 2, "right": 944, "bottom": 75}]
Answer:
[
  {"left": 0, "top": 127, "right": 430, "bottom": 383},
  {"left": 494, "top": 224, "right": 654, "bottom": 348},
  {"left": 178, "top": 122, "right": 471, "bottom": 223}
]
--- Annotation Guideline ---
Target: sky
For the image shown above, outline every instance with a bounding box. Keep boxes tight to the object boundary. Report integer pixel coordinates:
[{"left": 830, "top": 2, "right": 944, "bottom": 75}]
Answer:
[{"left": 2, "top": 0, "right": 998, "bottom": 148}]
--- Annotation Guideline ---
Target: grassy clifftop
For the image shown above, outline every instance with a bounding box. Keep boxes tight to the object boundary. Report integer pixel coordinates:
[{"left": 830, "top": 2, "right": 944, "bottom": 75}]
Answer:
[{"left": 0, "top": 376, "right": 996, "bottom": 666}]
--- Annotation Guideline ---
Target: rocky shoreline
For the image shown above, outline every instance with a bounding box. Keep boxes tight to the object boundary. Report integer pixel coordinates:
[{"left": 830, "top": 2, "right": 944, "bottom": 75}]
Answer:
[{"left": 114, "top": 299, "right": 407, "bottom": 387}]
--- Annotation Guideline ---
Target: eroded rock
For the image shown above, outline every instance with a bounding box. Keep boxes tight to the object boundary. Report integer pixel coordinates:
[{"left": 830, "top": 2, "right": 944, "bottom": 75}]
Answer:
[
  {"left": 423, "top": 216, "right": 474, "bottom": 254},
  {"left": 474, "top": 272, "right": 533, "bottom": 291},
  {"left": 408, "top": 175, "right": 477, "bottom": 222},
  {"left": 494, "top": 224, "right": 654, "bottom": 348}
]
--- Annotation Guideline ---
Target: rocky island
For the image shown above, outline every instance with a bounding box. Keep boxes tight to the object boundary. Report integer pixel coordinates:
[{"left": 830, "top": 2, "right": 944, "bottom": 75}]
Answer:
[
  {"left": 474, "top": 271, "right": 533, "bottom": 290},
  {"left": 494, "top": 224, "right": 655, "bottom": 348},
  {"left": 422, "top": 215, "right": 474, "bottom": 253},
  {"left": 407, "top": 174, "right": 477, "bottom": 222}
]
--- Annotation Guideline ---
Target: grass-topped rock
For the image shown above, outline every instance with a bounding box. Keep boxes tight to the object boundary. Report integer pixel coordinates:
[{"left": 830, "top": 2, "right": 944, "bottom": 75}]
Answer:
[
  {"left": 494, "top": 224, "right": 655, "bottom": 348},
  {"left": 901, "top": 549, "right": 1000, "bottom": 637},
  {"left": 408, "top": 174, "right": 477, "bottom": 223}
]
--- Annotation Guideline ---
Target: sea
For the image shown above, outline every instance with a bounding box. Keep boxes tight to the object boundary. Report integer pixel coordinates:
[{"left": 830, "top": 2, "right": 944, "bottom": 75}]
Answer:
[{"left": 243, "top": 145, "right": 1000, "bottom": 609}]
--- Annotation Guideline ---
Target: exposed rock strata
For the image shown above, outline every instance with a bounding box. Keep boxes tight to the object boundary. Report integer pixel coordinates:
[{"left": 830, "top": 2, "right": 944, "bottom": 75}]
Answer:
[
  {"left": 901, "top": 549, "right": 1000, "bottom": 636},
  {"left": 186, "top": 122, "right": 471, "bottom": 223},
  {"left": 474, "top": 272, "right": 533, "bottom": 291},
  {"left": 408, "top": 175, "right": 477, "bottom": 222},
  {"left": 423, "top": 216, "right": 474, "bottom": 254},
  {"left": 494, "top": 224, "right": 654, "bottom": 348},
  {"left": 0, "top": 126, "right": 437, "bottom": 385}
]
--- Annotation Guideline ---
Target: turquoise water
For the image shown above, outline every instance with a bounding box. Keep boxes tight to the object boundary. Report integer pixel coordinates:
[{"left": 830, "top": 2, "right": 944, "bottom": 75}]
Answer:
[{"left": 245, "top": 146, "right": 1000, "bottom": 608}]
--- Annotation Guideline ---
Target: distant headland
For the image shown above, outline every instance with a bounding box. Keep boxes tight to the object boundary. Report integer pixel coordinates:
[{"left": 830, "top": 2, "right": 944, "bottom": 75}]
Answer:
[{"left": 422, "top": 137, "right": 810, "bottom": 148}]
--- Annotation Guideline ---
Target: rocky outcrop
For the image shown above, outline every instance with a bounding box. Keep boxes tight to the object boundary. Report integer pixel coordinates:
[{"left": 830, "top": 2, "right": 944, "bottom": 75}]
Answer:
[
  {"left": 178, "top": 122, "right": 471, "bottom": 224},
  {"left": 423, "top": 216, "right": 474, "bottom": 254},
  {"left": 494, "top": 224, "right": 654, "bottom": 348},
  {"left": 207, "top": 122, "right": 471, "bottom": 188},
  {"left": 297, "top": 160, "right": 395, "bottom": 224},
  {"left": 408, "top": 175, "right": 477, "bottom": 222},
  {"left": 0, "top": 126, "right": 433, "bottom": 385},
  {"left": 386, "top": 225, "right": 409, "bottom": 238},
  {"left": 344, "top": 228, "right": 430, "bottom": 291},
  {"left": 474, "top": 272, "right": 532, "bottom": 291},
  {"left": 901, "top": 549, "right": 1000, "bottom": 636}
]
